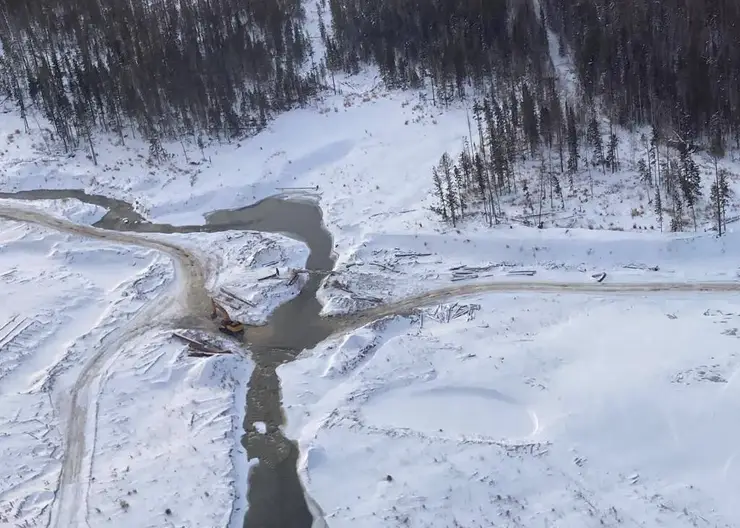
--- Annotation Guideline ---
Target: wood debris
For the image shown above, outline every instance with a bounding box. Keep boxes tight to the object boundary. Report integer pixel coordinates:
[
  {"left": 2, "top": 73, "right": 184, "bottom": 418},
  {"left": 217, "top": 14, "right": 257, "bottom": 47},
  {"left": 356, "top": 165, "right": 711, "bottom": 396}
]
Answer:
[
  {"left": 623, "top": 263, "right": 659, "bottom": 271},
  {"left": 172, "top": 332, "right": 229, "bottom": 356},
  {"left": 424, "top": 302, "right": 481, "bottom": 323},
  {"left": 220, "top": 287, "right": 255, "bottom": 307},
  {"left": 328, "top": 279, "right": 382, "bottom": 305},
  {"left": 275, "top": 185, "right": 319, "bottom": 191},
  {"left": 507, "top": 270, "right": 537, "bottom": 277},
  {"left": 450, "top": 264, "right": 491, "bottom": 281},
  {"left": 592, "top": 272, "right": 607, "bottom": 283},
  {"left": 394, "top": 252, "right": 432, "bottom": 258},
  {"left": 258, "top": 267, "right": 281, "bottom": 281}
]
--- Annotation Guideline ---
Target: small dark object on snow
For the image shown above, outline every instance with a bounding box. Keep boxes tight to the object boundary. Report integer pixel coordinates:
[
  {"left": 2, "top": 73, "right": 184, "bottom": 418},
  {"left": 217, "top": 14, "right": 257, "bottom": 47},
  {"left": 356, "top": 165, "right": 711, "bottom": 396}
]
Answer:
[
  {"left": 386, "top": 475, "right": 393, "bottom": 482},
  {"left": 165, "top": 508, "right": 172, "bottom": 516},
  {"left": 592, "top": 272, "right": 607, "bottom": 283}
]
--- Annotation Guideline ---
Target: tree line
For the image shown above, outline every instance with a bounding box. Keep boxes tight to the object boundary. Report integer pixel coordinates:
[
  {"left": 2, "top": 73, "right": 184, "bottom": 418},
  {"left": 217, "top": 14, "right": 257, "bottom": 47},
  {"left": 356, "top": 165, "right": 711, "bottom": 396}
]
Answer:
[
  {"left": 0, "top": 0, "right": 325, "bottom": 151},
  {"left": 0, "top": 0, "right": 737, "bottom": 234},
  {"left": 542, "top": 0, "right": 740, "bottom": 150},
  {"left": 321, "top": 0, "right": 551, "bottom": 103},
  {"left": 430, "top": 87, "right": 731, "bottom": 234},
  {"left": 323, "top": 0, "right": 740, "bottom": 149}
]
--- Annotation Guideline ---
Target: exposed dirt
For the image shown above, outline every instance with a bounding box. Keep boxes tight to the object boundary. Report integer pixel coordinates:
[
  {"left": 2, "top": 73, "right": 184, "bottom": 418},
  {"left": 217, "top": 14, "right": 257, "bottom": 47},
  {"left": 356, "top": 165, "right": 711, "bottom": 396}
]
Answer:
[{"left": 4, "top": 194, "right": 740, "bottom": 528}]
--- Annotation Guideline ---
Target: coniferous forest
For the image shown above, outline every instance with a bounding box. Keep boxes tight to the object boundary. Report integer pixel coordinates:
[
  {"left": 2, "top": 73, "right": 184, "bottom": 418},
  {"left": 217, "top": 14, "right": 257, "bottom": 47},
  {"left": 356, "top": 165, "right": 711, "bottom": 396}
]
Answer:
[
  {"left": 1, "top": 0, "right": 739, "bottom": 232},
  {"left": 0, "top": 0, "right": 323, "bottom": 146}
]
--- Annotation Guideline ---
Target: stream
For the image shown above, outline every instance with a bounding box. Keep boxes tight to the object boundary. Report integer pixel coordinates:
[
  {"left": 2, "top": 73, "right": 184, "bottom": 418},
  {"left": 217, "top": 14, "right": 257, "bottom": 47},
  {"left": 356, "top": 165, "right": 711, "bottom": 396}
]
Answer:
[
  {"left": 0, "top": 189, "right": 338, "bottom": 528},
  {"left": 5, "top": 188, "right": 740, "bottom": 527}
]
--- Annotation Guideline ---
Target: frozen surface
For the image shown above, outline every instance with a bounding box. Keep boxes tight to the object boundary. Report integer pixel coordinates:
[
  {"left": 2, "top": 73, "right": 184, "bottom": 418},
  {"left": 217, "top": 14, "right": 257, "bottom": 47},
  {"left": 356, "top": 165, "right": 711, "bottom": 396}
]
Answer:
[
  {"left": 0, "top": 197, "right": 107, "bottom": 224},
  {"left": 280, "top": 293, "right": 740, "bottom": 527},
  {"left": 3, "top": 4, "right": 740, "bottom": 525},
  {"left": 0, "top": 219, "right": 267, "bottom": 527}
]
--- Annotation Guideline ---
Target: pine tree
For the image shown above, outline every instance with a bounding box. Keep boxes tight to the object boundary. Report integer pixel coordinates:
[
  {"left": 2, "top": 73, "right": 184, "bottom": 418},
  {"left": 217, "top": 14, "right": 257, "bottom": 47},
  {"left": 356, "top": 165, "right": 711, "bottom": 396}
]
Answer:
[
  {"left": 473, "top": 153, "right": 490, "bottom": 224},
  {"left": 566, "top": 106, "right": 579, "bottom": 188},
  {"left": 637, "top": 158, "right": 652, "bottom": 202},
  {"left": 440, "top": 153, "right": 457, "bottom": 226},
  {"left": 552, "top": 172, "right": 565, "bottom": 209},
  {"left": 670, "top": 189, "right": 684, "bottom": 232},
  {"left": 454, "top": 165, "right": 466, "bottom": 219},
  {"left": 431, "top": 167, "right": 448, "bottom": 222},
  {"left": 710, "top": 168, "right": 730, "bottom": 236},
  {"left": 520, "top": 84, "right": 540, "bottom": 157},
  {"left": 678, "top": 142, "right": 701, "bottom": 231},
  {"left": 522, "top": 179, "right": 535, "bottom": 219},
  {"left": 654, "top": 183, "right": 663, "bottom": 232},
  {"left": 606, "top": 131, "right": 619, "bottom": 172},
  {"left": 587, "top": 116, "right": 604, "bottom": 172}
]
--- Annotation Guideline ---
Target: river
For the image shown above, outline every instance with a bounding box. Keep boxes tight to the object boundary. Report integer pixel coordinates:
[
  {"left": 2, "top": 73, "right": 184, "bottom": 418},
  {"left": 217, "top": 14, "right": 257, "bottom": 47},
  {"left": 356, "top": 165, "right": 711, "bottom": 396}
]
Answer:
[{"left": 0, "top": 189, "right": 337, "bottom": 528}]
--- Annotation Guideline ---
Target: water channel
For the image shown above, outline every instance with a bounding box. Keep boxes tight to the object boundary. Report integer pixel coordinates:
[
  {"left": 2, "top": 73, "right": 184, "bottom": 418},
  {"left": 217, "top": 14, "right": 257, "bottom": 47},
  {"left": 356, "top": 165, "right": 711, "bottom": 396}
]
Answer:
[{"left": 0, "top": 189, "right": 341, "bottom": 528}]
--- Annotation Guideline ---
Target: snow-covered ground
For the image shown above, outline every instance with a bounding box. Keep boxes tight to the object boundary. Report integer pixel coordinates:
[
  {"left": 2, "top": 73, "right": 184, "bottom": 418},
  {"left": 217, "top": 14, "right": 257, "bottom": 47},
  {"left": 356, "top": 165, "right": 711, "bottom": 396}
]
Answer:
[
  {"left": 317, "top": 224, "right": 740, "bottom": 315},
  {"left": 281, "top": 290, "right": 740, "bottom": 527},
  {"left": 0, "top": 214, "right": 307, "bottom": 527},
  {"left": 3, "top": 3, "right": 740, "bottom": 524}
]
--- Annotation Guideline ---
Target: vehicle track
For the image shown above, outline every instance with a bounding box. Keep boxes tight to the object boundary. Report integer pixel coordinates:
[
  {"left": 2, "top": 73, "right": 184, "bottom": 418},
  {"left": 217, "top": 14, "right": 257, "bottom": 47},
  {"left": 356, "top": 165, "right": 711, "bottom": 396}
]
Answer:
[
  {"left": 3, "top": 203, "right": 740, "bottom": 528},
  {"left": 0, "top": 205, "right": 211, "bottom": 528}
]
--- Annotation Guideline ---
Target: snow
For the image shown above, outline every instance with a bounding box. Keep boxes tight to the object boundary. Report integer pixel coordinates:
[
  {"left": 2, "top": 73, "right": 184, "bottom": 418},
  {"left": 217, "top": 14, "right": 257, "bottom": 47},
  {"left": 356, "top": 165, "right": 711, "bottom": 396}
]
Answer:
[
  {"left": 0, "top": 197, "right": 107, "bottom": 225},
  {"left": 317, "top": 225, "right": 740, "bottom": 315},
  {"left": 87, "top": 330, "right": 253, "bottom": 527},
  {"left": 254, "top": 422, "right": 267, "bottom": 434},
  {"left": 151, "top": 230, "right": 310, "bottom": 325},
  {"left": 0, "top": 217, "right": 304, "bottom": 527},
  {"left": 3, "top": 4, "right": 740, "bottom": 525},
  {"left": 280, "top": 292, "right": 740, "bottom": 527}
]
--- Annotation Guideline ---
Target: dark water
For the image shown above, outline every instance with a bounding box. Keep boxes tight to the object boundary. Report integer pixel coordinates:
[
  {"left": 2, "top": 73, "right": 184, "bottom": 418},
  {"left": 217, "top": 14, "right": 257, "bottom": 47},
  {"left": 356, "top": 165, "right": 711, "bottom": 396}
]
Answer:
[{"left": 0, "top": 189, "right": 335, "bottom": 527}]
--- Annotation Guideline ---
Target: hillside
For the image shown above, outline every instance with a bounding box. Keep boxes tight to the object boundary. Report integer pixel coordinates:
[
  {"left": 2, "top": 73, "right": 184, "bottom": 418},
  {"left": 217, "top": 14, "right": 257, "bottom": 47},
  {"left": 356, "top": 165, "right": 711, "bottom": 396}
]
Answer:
[{"left": 2, "top": 0, "right": 740, "bottom": 527}]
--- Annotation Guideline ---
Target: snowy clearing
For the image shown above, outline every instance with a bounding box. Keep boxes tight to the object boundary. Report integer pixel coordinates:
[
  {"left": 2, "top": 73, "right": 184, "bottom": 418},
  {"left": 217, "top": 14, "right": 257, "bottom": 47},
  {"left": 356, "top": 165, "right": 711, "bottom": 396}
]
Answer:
[
  {"left": 0, "top": 215, "right": 307, "bottom": 527},
  {"left": 280, "top": 292, "right": 740, "bottom": 527},
  {"left": 3, "top": 8, "right": 740, "bottom": 525}
]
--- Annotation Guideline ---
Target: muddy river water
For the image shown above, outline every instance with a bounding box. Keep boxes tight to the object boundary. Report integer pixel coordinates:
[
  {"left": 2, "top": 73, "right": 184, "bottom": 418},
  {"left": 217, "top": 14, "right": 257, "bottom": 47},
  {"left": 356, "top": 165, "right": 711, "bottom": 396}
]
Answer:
[
  {"left": 4, "top": 189, "right": 738, "bottom": 527},
  {"left": 0, "top": 189, "right": 342, "bottom": 528}
]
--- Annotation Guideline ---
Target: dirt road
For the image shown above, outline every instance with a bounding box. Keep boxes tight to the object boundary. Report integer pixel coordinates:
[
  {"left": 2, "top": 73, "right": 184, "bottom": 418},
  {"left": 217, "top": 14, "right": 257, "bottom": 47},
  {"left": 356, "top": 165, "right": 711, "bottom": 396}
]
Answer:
[
  {"left": 0, "top": 205, "right": 211, "bottom": 528},
  {"left": 2, "top": 203, "right": 740, "bottom": 528},
  {"left": 362, "top": 277, "right": 740, "bottom": 321}
]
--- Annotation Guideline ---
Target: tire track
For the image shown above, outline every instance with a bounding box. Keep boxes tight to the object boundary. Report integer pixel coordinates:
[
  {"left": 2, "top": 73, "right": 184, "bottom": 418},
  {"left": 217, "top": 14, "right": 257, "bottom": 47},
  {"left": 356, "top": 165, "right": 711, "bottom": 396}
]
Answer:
[
  {"left": 0, "top": 205, "right": 211, "bottom": 528},
  {"left": 3, "top": 202, "right": 740, "bottom": 528}
]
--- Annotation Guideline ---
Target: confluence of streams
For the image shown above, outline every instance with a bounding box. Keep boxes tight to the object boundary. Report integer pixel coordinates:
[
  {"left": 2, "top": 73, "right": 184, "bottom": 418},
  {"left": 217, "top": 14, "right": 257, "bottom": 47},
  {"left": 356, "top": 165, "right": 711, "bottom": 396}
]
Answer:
[{"left": 2, "top": 191, "right": 740, "bottom": 528}]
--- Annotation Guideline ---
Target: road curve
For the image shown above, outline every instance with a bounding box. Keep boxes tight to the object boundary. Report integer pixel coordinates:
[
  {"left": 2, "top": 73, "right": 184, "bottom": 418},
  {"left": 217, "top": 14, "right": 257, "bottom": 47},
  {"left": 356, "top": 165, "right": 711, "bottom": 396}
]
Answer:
[
  {"left": 363, "top": 277, "right": 740, "bottom": 321},
  {"left": 0, "top": 205, "right": 211, "bottom": 528},
  {"left": 3, "top": 203, "right": 740, "bottom": 527}
]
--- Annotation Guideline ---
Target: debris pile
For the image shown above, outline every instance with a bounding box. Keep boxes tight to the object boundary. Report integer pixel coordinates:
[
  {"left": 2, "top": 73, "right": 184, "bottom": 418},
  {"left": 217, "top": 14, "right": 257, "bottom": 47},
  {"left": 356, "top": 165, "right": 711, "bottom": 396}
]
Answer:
[
  {"left": 172, "top": 330, "right": 230, "bottom": 357},
  {"left": 449, "top": 264, "right": 537, "bottom": 281},
  {"left": 328, "top": 279, "right": 382, "bottom": 305},
  {"left": 623, "top": 263, "right": 659, "bottom": 272},
  {"left": 422, "top": 302, "right": 481, "bottom": 324}
]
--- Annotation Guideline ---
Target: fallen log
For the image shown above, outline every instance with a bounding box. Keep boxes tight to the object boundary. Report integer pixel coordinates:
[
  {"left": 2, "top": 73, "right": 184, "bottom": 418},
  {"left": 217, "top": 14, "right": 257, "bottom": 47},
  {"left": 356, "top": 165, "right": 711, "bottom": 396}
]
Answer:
[
  {"left": 352, "top": 295, "right": 382, "bottom": 304},
  {"left": 275, "top": 185, "right": 319, "bottom": 191},
  {"left": 216, "top": 296, "right": 241, "bottom": 311},
  {"left": 370, "top": 262, "right": 398, "bottom": 272},
  {"left": 452, "top": 274, "right": 479, "bottom": 281},
  {"left": 507, "top": 270, "right": 537, "bottom": 276},
  {"left": 258, "top": 269, "right": 280, "bottom": 281},
  {"left": 220, "top": 287, "right": 255, "bottom": 307},
  {"left": 172, "top": 332, "right": 228, "bottom": 355}
]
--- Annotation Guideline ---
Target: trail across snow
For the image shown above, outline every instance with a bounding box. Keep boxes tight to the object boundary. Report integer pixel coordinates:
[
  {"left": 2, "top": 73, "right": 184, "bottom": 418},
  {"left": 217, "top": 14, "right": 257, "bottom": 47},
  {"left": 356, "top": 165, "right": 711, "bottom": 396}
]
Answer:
[
  {"left": 0, "top": 204, "right": 211, "bottom": 528},
  {"left": 3, "top": 202, "right": 740, "bottom": 527}
]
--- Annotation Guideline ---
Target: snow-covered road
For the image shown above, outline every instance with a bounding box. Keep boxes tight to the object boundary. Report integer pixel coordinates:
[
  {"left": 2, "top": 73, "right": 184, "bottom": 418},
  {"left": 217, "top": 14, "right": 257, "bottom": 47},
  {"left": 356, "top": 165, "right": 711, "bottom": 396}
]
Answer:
[
  {"left": 4, "top": 201, "right": 740, "bottom": 528},
  {"left": 0, "top": 204, "right": 212, "bottom": 528}
]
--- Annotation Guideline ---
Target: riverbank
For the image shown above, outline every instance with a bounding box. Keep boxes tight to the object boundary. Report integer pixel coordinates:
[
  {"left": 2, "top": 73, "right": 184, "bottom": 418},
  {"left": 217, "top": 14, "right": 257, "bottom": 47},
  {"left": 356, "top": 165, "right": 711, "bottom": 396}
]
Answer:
[
  {"left": 279, "top": 290, "right": 740, "bottom": 527},
  {"left": 0, "top": 208, "right": 310, "bottom": 527}
]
